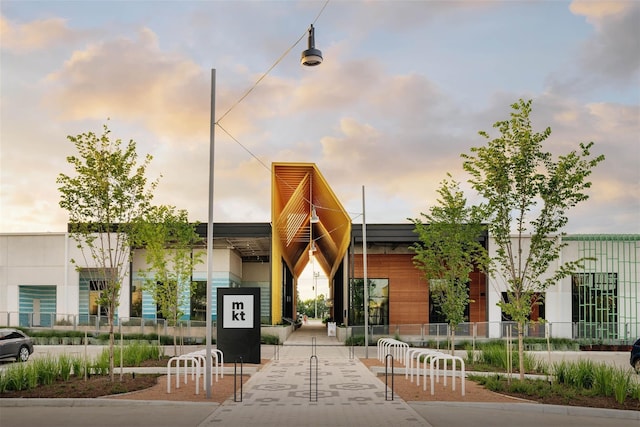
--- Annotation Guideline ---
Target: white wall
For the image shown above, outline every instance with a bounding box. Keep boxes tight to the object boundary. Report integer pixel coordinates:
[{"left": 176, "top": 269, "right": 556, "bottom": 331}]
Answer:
[
  {"left": 0, "top": 233, "right": 132, "bottom": 318},
  {"left": 0, "top": 233, "right": 67, "bottom": 313},
  {"left": 486, "top": 234, "right": 568, "bottom": 337}
]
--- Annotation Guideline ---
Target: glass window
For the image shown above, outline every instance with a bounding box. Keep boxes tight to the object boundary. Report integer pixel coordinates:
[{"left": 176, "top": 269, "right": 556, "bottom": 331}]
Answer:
[
  {"left": 572, "top": 272, "right": 618, "bottom": 339},
  {"left": 349, "top": 278, "right": 389, "bottom": 326},
  {"left": 190, "top": 281, "right": 207, "bottom": 322},
  {"left": 429, "top": 281, "right": 470, "bottom": 324}
]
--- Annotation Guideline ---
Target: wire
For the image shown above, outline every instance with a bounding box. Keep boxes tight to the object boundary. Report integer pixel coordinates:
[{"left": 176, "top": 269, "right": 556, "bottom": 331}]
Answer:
[
  {"left": 216, "top": 0, "right": 330, "bottom": 125},
  {"left": 217, "top": 123, "right": 271, "bottom": 171},
  {"left": 213, "top": 1, "right": 355, "bottom": 219}
]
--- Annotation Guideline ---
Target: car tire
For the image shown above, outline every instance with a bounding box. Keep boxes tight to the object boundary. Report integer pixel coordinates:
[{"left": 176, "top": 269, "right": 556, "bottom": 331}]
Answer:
[{"left": 18, "top": 346, "right": 30, "bottom": 362}]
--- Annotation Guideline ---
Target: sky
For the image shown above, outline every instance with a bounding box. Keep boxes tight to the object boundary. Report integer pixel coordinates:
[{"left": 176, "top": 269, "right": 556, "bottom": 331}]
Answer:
[{"left": 1, "top": 0, "right": 639, "bottom": 238}]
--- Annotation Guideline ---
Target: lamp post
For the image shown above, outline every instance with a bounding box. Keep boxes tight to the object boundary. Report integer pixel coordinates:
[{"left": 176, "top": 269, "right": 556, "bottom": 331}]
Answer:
[
  {"left": 314, "top": 271, "right": 319, "bottom": 318},
  {"left": 205, "top": 25, "right": 322, "bottom": 399},
  {"left": 362, "top": 185, "right": 368, "bottom": 358},
  {"left": 205, "top": 68, "right": 216, "bottom": 399}
]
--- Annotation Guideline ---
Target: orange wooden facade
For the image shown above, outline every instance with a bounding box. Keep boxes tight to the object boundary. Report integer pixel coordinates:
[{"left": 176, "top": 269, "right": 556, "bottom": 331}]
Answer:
[{"left": 352, "top": 253, "right": 487, "bottom": 324}]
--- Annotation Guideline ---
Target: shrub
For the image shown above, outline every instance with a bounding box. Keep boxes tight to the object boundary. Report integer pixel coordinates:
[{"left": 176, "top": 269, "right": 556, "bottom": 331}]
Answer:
[
  {"left": 0, "top": 372, "right": 7, "bottom": 393},
  {"left": 593, "top": 364, "right": 614, "bottom": 397},
  {"left": 612, "top": 369, "right": 631, "bottom": 405},
  {"left": 58, "top": 354, "right": 73, "bottom": 381},
  {"left": 35, "top": 357, "right": 59, "bottom": 386},
  {"left": 261, "top": 334, "right": 280, "bottom": 345},
  {"left": 93, "top": 351, "right": 110, "bottom": 375},
  {"left": 71, "top": 356, "right": 86, "bottom": 378},
  {"left": 345, "top": 335, "right": 365, "bottom": 346},
  {"left": 5, "top": 363, "right": 28, "bottom": 391}
]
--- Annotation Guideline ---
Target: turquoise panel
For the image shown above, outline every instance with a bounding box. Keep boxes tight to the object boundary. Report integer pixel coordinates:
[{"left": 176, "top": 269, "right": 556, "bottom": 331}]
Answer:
[{"left": 18, "top": 285, "right": 57, "bottom": 327}]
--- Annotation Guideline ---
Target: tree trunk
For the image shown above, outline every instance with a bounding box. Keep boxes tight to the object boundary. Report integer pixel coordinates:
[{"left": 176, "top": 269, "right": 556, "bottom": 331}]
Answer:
[
  {"left": 518, "top": 321, "right": 525, "bottom": 381},
  {"left": 109, "top": 314, "right": 115, "bottom": 382},
  {"left": 450, "top": 327, "right": 456, "bottom": 356},
  {"left": 173, "top": 327, "right": 177, "bottom": 357}
]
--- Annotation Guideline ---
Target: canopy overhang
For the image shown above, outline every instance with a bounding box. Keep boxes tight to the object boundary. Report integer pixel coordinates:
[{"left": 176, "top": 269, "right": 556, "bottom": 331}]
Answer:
[{"left": 271, "top": 163, "right": 351, "bottom": 323}]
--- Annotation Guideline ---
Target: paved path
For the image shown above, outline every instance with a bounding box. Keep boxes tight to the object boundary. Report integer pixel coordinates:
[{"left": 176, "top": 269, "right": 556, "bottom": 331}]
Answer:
[{"left": 200, "top": 344, "right": 425, "bottom": 426}]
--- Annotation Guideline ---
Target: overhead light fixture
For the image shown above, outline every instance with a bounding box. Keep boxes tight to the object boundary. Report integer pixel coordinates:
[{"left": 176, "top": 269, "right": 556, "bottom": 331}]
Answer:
[
  {"left": 310, "top": 205, "right": 320, "bottom": 223},
  {"left": 301, "top": 24, "right": 323, "bottom": 67},
  {"left": 308, "top": 240, "right": 317, "bottom": 258}
]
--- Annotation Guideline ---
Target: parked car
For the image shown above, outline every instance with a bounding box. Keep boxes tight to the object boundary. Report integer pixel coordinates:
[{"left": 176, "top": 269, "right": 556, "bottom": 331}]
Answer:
[
  {"left": 0, "top": 328, "right": 34, "bottom": 362},
  {"left": 631, "top": 338, "right": 640, "bottom": 374}
]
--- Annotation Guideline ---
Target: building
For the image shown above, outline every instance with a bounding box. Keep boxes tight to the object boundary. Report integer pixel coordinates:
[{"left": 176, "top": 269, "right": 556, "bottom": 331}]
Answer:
[{"left": 1, "top": 163, "right": 638, "bottom": 342}]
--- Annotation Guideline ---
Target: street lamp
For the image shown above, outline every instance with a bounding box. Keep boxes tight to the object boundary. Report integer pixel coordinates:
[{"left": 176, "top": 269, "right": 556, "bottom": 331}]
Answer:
[
  {"left": 205, "top": 25, "right": 323, "bottom": 398},
  {"left": 205, "top": 69, "right": 216, "bottom": 399},
  {"left": 301, "top": 25, "right": 323, "bottom": 66}
]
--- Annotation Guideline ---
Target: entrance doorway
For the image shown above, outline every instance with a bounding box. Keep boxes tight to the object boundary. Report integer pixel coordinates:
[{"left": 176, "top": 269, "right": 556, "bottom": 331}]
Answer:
[{"left": 297, "top": 259, "right": 329, "bottom": 320}]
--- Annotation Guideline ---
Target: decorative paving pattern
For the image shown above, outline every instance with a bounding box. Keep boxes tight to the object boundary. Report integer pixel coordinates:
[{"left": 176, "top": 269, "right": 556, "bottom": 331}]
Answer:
[
  {"left": 329, "top": 383, "right": 378, "bottom": 391},
  {"left": 201, "top": 344, "right": 430, "bottom": 426},
  {"left": 253, "top": 383, "right": 298, "bottom": 391}
]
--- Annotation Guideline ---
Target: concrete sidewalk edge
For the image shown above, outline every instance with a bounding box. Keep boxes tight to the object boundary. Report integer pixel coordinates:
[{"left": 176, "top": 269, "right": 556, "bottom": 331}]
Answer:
[{"left": 408, "top": 401, "right": 640, "bottom": 420}]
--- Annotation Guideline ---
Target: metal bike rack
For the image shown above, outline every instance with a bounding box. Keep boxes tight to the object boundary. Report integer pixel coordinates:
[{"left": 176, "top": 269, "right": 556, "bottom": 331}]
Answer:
[
  {"left": 311, "top": 336, "right": 317, "bottom": 357},
  {"left": 385, "top": 353, "right": 394, "bottom": 401},
  {"left": 234, "top": 357, "right": 244, "bottom": 402},
  {"left": 309, "top": 354, "right": 318, "bottom": 402}
]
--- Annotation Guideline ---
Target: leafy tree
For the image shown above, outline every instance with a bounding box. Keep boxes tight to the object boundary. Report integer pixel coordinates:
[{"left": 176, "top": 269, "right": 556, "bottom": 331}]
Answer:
[
  {"left": 409, "top": 174, "right": 488, "bottom": 354},
  {"left": 137, "top": 205, "right": 204, "bottom": 355},
  {"left": 462, "top": 99, "right": 604, "bottom": 379},
  {"left": 296, "top": 297, "right": 313, "bottom": 319},
  {"left": 57, "top": 124, "right": 157, "bottom": 381},
  {"left": 296, "top": 295, "right": 328, "bottom": 320}
]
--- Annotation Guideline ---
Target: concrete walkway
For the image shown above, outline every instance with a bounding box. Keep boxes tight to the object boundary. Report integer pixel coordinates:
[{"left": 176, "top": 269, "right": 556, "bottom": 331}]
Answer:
[
  {"left": 200, "top": 323, "right": 425, "bottom": 426},
  {"left": 1, "top": 321, "right": 639, "bottom": 427}
]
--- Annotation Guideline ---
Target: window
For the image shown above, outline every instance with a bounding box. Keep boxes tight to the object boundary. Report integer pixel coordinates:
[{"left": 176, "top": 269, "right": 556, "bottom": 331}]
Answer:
[
  {"left": 349, "top": 278, "right": 389, "bottom": 326},
  {"left": 429, "top": 281, "right": 470, "bottom": 324},
  {"left": 89, "top": 280, "right": 108, "bottom": 316},
  {"left": 190, "top": 281, "right": 207, "bottom": 322},
  {"left": 572, "top": 273, "right": 618, "bottom": 339},
  {"left": 499, "top": 292, "right": 545, "bottom": 321},
  {"left": 130, "top": 280, "right": 143, "bottom": 318}
]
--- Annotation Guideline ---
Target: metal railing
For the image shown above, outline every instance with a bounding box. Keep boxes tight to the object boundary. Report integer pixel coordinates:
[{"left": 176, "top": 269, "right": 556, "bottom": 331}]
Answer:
[
  {"left": 346, "top": 321, "right": 637, "bottom": 345},
  {"left": 1, "top": 311, "right": 636, "bottom": 345}
]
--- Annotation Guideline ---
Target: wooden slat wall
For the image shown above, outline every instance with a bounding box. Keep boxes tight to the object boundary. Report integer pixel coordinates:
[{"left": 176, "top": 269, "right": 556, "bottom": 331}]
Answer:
[
  {"left": 353, "top": 254, "right": 428, "bottom": 324},
  {"left": 353, "top": 254, "right": 487, "bottom": 324}
]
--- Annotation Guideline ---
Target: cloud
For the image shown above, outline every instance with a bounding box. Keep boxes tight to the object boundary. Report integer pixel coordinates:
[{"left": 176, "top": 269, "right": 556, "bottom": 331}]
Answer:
[
  {"left": 0, "top": 14, "right": 75, "bottom": 52},
  {"left": 569, "top": 1, "right": 640, "bottom": 84},
  {"left": 569, "top": 0, "right": 632, "bottom": 24},
  {"left": 43, "top": 28, "right": 210, "bottom": 146}
]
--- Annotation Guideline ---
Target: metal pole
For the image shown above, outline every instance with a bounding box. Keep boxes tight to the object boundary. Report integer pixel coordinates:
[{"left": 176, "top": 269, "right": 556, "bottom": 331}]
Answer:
[
  {"left": 362, "top": 185, "right": 368, "bottom": 358},
  {"left": 314, "top": 271, "right": 318, "bottom": 318},
  {"left": 205, "top": 68, "right": 216, "bottom": 399}
]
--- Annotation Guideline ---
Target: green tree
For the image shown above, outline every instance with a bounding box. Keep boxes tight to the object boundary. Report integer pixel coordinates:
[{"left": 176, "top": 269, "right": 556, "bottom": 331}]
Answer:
[
  {"left": 462, "top": 99, "right": 604, "bottom": 379},
  {"left": 137, "top": 205, "right": 204, "bottom": 355},
  {"left": 57, "top": 124, "right": 157, "bottom": 381},
  {"left": 409, "top": 174, "right": 488, "bottom": 354}
]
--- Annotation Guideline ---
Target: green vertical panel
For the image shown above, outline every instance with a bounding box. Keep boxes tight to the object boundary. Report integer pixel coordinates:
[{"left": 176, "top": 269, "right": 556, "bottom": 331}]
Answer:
[{"left": 568, "top": 235, "right": 639, "bottom": 342}]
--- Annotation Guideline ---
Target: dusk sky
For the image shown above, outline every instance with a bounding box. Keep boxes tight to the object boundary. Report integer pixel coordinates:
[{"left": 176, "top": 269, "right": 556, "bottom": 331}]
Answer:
[{"left": 1, "top": 0, "right": 639, "bottom": 236}]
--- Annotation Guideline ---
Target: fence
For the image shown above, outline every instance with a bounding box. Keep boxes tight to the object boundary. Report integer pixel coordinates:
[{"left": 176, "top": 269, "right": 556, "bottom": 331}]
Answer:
[
  {"left": 346, "top": 321, "right": 637, "bottom": 345},
  {"left": 0, "top": 311, "right": 219, "bottom": 341},
  {"left": 1, "top": 311, "right": 637, "bottom": 345}
]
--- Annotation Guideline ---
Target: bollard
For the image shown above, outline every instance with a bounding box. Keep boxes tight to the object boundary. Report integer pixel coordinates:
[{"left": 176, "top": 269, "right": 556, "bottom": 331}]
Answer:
[
  {"left": 234, "top": 357, "right": 243, "bottom": 402},
  {"left": 309, "top": 355, "right": 318, "bottom": 402},
  {"left": 385, "top": 353, "right": 394, "bottom": 401}
]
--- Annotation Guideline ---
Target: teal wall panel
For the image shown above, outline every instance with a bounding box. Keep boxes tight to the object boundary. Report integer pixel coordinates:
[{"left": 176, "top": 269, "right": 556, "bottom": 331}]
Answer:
[{"left": 19, "top": 285, "right": 57, "bottom": 327}]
